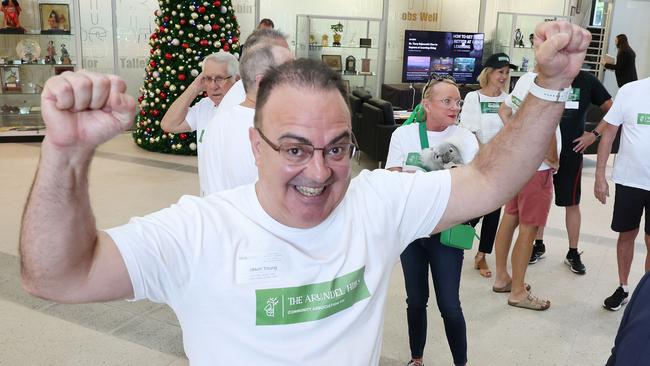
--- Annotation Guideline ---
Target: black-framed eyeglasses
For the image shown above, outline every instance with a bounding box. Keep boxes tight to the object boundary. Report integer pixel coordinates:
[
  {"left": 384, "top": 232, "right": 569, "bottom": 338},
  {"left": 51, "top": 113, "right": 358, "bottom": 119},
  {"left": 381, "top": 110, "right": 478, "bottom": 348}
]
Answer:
[
  {"left": 256, "top": 128, "right": 358, "bottom": 166},
  {"left": 203, "top": 75, "right": 232, "bottom": 84}
]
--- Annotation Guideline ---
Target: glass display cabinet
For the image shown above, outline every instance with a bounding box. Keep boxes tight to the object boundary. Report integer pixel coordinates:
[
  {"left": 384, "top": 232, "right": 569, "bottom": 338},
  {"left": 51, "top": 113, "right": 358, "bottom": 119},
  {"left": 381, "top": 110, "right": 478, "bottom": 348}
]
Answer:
[
  {"left": 0, "top": 0, "right": 81, "bottom": 141},
  {"left": 295, "top": 14, "right": 384, "bottom": 97}
]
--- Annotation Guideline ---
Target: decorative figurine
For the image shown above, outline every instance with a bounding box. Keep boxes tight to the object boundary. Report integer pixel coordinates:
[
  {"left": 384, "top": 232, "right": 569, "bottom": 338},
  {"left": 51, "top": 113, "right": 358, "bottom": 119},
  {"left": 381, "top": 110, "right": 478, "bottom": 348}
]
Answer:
[
  {"left": 529, "top": 33, "right": 534, "bottom": 48},
  {"left": 60, "top": 43, "right": 71, "bottom": 64},
  {"left": 513, "top": 28, "right": 524, "bottom": 48},
  {"left": 45, "top": 40, "right": 56, "bottom": 63},
  {"left": 0, "top": 0, "right": 25, "bottom": 33},
  {"left": 321, "top": 34, "right": 329, "bottom": 48},
  {"left": 345, "top": 55, "right": 356, "bottom": 74},
  {"left": 331, "top": 22, "right": 343, "bottom": 47},
  {"left": 521, "top": 56, "right": 529, "bottom": 72}
]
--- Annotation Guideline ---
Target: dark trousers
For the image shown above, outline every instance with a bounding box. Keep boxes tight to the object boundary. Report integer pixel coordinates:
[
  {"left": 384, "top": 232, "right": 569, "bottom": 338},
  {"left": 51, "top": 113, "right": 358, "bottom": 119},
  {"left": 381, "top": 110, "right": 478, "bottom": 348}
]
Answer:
[
  {"left": 606, "top": 270, "right": 650, "bottom": 365},
  {"left": 400, "top": 234, "right": 467, "bottom": 365},
  {"left": 477, "top": 207, "right": 502, "bottom": 254}
]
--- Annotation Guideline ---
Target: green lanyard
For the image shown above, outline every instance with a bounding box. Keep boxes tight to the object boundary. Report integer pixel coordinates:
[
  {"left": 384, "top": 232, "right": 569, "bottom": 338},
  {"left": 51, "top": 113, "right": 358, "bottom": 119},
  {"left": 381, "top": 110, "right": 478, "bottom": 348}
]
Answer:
[{"left": 418, "top": 121, "right": 429, "bottom": 149}]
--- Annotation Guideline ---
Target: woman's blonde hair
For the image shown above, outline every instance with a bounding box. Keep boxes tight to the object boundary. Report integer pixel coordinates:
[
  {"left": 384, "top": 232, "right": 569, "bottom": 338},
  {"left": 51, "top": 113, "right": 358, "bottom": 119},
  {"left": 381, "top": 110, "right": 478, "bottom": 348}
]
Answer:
[
  {"left": 476, "top": 67, "right": 510, "bottom": 91},
  {"left": 422, "top": 77, "right": 458, "bottom": 100}
]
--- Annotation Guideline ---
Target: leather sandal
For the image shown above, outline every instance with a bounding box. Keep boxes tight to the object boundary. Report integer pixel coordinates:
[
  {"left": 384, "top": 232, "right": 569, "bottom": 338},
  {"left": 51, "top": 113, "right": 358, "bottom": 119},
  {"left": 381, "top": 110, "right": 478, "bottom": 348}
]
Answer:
[
  {"left": 507, "top": 292, "right": 551, "bottom": 311},
  {"left": 474, "top": 253, "right": 492, "bottom": 278},
  {"left": 492, "top": 282, "right": 531, "bottom": 293}
]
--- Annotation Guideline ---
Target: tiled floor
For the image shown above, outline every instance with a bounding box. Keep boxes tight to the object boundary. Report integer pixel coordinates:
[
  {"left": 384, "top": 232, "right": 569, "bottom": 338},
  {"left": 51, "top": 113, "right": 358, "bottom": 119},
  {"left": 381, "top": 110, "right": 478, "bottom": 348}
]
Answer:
[{"left": 1, "top": 133, "right": 647, "bottom": 365}]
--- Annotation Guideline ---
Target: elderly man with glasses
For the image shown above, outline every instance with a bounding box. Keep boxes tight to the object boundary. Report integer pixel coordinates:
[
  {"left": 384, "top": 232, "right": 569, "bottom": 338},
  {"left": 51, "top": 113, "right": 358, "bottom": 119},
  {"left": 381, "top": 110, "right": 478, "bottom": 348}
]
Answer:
[{"left": 20, "top": 22, "right": 589, "bottom": 365}]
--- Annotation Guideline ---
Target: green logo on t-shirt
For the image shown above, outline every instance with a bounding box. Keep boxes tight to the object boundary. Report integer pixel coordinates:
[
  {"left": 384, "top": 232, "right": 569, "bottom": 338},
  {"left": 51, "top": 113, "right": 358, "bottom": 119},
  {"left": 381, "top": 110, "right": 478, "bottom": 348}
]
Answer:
[
  {"left": 404, "top": 152, "right": 428, "bottom": 171},
  {"left": 480, "top": 101, "right": 501, "bottom": 114},
  {"left": 255, "top": 267, "right": 371, "bottom": 325},
  {"left": 638, "top": 113, "right": 650, "bottom": 125},
  {"left": 198, "top": 129, "right": 205, "bottom": 143},
  {"left": 568, "top": 87, "right": 580, "bottom": 101},
  {"left": 512, "top": 95, "right": 522, "bottom": 108}
]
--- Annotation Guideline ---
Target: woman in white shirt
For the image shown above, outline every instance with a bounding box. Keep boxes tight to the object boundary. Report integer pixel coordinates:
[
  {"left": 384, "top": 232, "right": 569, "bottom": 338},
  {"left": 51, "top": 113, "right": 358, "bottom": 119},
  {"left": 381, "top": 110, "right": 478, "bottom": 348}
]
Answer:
[{"left": 459, "top": 53, "right": 515, "bottom": 278}]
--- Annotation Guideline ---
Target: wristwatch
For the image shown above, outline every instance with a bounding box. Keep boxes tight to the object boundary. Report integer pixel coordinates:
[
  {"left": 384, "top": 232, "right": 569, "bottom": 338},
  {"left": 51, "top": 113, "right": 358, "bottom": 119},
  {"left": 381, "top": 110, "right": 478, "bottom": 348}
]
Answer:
[
  {"left": 529, "top": 77, "right": 572, "bottom": 102},
  {"left": 591, "top": 130, "right": 601, "bottom": 139}
]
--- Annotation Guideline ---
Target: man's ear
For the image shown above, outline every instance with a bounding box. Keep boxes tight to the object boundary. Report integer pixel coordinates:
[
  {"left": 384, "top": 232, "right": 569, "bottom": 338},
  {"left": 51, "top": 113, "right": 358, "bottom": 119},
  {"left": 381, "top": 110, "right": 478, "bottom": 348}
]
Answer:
[
  {"left": 235, "top": 74, "right": 241, "bottom": 82},
  {"left": 249, "top": 126, "right": 262, "bottom": 166},
  {"left": 254, "top": 74, "right": 264, "bottom": 89}
]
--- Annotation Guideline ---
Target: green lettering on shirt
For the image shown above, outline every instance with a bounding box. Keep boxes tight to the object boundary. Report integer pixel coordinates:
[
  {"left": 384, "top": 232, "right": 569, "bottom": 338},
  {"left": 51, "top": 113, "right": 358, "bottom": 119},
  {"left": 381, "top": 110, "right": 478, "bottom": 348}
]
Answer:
[
  {"left": 638, "top": 113, "right": 650, "bottom": 125},
  {"left": 568, "top": 87, "right": 580, "bottom": 101},
  {"left": 512, "top": 95, "right": 522, "bottom": 108},
  {"left": 255, "top": 267, "right": 371, "bottom": 325},
  {"left": 198, "top": 129, "right": 205, "bottom": 143},
  {"left": 404, "top": 152, "right": 428, "bottom": 171},
  {"left": 480, "top": 101, "right": 501, "bottom": 114}
]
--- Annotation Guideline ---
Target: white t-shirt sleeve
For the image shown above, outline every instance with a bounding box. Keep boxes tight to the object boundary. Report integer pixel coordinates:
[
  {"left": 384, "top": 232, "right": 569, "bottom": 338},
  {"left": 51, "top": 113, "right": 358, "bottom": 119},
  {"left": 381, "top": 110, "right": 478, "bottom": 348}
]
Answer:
[
  {"left": 185, "top": 104, "right": 200, "bottom": 131},
  {"left": 106, "top": 195, "right": 204, "bottom": 305},
  {"left": 603, "top": 87, "right": 626, "bottom": 127},
  {"left": 458, "top": 91, "right": 480, "bottom": 132},
  {"left": 385, "top": 127, "right": 407, "bottom": 169}
]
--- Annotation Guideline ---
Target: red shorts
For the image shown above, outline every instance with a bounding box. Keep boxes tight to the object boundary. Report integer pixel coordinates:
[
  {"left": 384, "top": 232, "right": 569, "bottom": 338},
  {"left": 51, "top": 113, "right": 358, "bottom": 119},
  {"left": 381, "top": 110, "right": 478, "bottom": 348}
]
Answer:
[{"left": 505, "top": 169, "right": 554, "bottom": 227}]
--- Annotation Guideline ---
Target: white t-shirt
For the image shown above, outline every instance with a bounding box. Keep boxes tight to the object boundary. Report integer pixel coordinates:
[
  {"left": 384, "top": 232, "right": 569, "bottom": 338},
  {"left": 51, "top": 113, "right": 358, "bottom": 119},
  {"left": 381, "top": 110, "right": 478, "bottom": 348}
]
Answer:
[
  {"left": 201, "top": 104, "right": 257, "bottom": 196},
  {"left": 505, "top": 72, "right": 562, "bottom": 171},
  {"left": 385, "top": 123, "right": 479, "bottom": 171},
  {"left": 603, "top": 77, "right": 650, "bottom": 191},
  {"left": 459, "top": 90, "right": 507, "bottom": 144},
  {"left": 107, "top": 169, "right": 452, "bottom": 365},
  {"left": 185, "top": 97, "right": 219, "bottom": 133},
  {"left": 217, "top": 79, "right": 246, "bottom": 113}
]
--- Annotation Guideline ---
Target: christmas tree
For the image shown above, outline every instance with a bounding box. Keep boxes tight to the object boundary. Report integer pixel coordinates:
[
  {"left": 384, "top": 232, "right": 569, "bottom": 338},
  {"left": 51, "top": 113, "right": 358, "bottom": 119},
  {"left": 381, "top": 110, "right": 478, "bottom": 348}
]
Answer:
[{"left": 132, "top": 0, "right": 241, "bottom": 155}]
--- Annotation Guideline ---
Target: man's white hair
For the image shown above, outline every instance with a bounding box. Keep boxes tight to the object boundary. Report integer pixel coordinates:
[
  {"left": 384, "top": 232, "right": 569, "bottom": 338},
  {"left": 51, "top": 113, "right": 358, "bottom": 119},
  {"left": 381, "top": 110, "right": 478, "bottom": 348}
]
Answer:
[{"left": 201, "top": 51, "right": 239, "bottom": 77}]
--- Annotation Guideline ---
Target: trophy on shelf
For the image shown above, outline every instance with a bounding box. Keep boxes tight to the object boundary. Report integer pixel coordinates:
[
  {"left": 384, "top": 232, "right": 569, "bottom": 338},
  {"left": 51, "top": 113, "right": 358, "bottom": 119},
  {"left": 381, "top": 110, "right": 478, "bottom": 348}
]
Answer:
[
  {"left": 0, "top": 0, "right": 25, "bottom": 34},
  {"left": 345, "top": 56, "right": 356, "bottom": 74},
  {"left": 330, "top": 22, "right": 343, "bottom": 47},
  {"left": 513, "top": 28, "right": 525, "bottom": 48}
]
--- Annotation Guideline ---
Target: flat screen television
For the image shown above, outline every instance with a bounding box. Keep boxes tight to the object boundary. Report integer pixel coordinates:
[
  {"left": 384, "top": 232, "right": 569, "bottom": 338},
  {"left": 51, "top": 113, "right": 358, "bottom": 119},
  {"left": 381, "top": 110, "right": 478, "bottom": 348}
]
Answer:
[{"left": 402, "top": 30, "right": 484, "bottom": 84}]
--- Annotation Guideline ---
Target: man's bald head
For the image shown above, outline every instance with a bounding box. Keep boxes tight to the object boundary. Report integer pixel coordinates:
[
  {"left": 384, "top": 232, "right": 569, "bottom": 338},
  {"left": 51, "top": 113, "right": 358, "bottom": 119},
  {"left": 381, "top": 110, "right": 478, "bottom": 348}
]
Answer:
[
  {"left": 239, "top": 44, "right": 294, "bottom": 96},
  {"left": 244, "top": 28, "right": 289, "bottom": 51}
]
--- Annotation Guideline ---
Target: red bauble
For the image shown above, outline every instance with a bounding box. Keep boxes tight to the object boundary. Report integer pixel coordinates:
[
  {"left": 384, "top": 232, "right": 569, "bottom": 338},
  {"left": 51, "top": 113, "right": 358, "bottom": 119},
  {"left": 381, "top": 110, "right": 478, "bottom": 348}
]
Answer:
[
  {"left": 180, "top": 19, "right": 186, "bottom": 25},
  {"left": 149, "top": 48, "right": 154, "bottom": 54},
  {"left": 160, "top": 92, "right": 167, "bottom": 98},
  {"left": 213, "top": 1, "right": 221, "bottom": 6},
  {"left": 179, "top": 133, "right": 188, "bottom": 140},
  {"left": 164, "top": 16, "right": 169, "bottom": 22},
  {"left": 200, "top": 39, "right": 209, "bottom": 46},
  {"left": 198, "top": 6, "right": 206, "bottom": 14},
  {"left": 182, "top": 42, "right": 189, "bottom": 48},
  {"left": 140, "top": 110, "right": 146, "bottom": 116},
  {"left": 146, "top": 127, "right": 151, "bottom": 133},
  {"left": 150, "top": 33, "right": 157, "bottom": 39},
  {"left": 232, "top": 36, "right": 238, "bottom": 43},
  {"left": 165, "top": 53, "right": 172, "bottom": 60},
  {"left": 211, "top": 24, "right": 220, "bottom": 31},
  {"left": 151, "top": 109, "right": 160, "bottom": 117},
  {"left": 178, "top": 74, "right": 186, "bottom": 81},
  {"left": 222, "top": 44, "right": 230, "bottom": 52},
  {"left": 138, "top": 95, "right": 144, "bottom": 102},
  {"left": 149, "top": 61, "right": 156, "bottom": 68}
]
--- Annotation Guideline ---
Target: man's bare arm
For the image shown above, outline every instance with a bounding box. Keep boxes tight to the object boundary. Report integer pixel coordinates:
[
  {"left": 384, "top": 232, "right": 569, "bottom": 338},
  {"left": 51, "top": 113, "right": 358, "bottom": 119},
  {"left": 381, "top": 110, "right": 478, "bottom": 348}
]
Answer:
[
  {"left": 433, "top": 21, "right": 591, "bottom": 232},
  {"left": 594, "top": 123, "right": 619, "bottom": 204},
  {"left": 160, "top": 73, "right": 204, "bottom": 133},
  {"left": 20, "top": 71, "right": 136, "bottom": 303}
]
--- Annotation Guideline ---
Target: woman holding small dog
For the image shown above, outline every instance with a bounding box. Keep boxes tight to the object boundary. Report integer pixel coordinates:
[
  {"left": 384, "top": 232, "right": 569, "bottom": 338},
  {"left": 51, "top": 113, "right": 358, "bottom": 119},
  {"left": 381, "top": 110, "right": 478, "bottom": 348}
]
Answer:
[
  {"left": 385, "top": 74, "right": 478, "bottom": 366},
  {"left": 458, "top": 53, "right": 516, "bottom": 278}
]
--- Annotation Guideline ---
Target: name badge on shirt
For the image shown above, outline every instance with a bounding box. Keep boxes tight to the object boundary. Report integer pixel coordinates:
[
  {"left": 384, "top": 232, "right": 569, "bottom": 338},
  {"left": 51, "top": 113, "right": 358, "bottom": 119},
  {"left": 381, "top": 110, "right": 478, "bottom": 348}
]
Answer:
[
  {"left": 480, "top": 101, "right": 500, "bottom": 114},
  {"left": 564, "top": 88, "right": 580, "bottom": 109},
  {"left": 236, "top": 251, "right": 284, "bottom": 284},
  {"left": 638, "top": 113, "right": 650, "bottom": 125}
]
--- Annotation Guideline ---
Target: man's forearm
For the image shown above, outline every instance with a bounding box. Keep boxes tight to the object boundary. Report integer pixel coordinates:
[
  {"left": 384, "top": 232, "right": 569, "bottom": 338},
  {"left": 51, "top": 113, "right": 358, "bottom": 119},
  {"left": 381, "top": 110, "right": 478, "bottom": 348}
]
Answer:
[
  {"left": 595, "top": 125, "right": 616, "bottom": 177},
  {"left": 20, "top": 140, "right": 98, "bottom": 299},
  {"left": 160, "top": 88, "right": 199, "bottom": 132}
]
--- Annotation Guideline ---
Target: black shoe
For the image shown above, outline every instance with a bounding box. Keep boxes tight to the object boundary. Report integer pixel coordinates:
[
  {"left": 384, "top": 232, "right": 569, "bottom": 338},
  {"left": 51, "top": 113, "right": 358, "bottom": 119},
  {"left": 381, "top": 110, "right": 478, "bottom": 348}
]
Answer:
[
  {"left": 603, "top": 287, "right": 629, "bottom": 311},
  {"left": 564, "top": 250, "right": 586, "bottom": 275},
  {"left": 529, "top": 242, "right": 546, "bottom": 264}
]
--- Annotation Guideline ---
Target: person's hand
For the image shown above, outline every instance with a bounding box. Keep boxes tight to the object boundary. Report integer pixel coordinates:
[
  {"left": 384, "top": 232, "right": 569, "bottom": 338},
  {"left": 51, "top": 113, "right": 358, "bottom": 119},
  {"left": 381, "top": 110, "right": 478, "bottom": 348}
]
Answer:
[
  {"left": 534, "top": 21, "right": 591, "bottom": 89},
  {"left": 600, "top": 59, "right": 607, "bottom": 66},
  {"left": 41, "top": 71, "right": 136, "bottom": 151},
  {"left": 594, "top": 175, "right": 609, "bottom": 204},
  {"left": 188, "top": 72, "right": 206, "bottom": 96},
  {"left": 572, "top": 131, "right": 597, "bottom": 153}
]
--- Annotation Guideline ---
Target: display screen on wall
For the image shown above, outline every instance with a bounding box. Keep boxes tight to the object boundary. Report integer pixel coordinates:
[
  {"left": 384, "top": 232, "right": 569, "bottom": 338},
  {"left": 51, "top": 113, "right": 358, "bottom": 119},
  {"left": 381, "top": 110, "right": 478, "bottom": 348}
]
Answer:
[{"left": 402, "top": 30, "right": 484, "bottom": 84}]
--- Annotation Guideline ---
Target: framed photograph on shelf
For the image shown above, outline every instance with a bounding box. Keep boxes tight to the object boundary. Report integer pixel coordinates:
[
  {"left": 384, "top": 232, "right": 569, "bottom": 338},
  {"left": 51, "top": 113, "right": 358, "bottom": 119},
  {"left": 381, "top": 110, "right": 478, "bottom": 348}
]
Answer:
[
  {"left": 39, "top": 3, "right": 71, "bottom": 34},
  {"left": 1, "top": 66, "right": 21, "bottom": 92},
  {"left": 321, "top": 55, "right": 342, "bottom": 72}
]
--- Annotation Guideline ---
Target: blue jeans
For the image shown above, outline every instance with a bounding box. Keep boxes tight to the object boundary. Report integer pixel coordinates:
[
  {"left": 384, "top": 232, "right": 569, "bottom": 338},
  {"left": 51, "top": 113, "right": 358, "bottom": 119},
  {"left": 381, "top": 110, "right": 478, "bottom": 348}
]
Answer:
[{"left": 401, "top": 234, "right": 467, "bottom": 365}]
